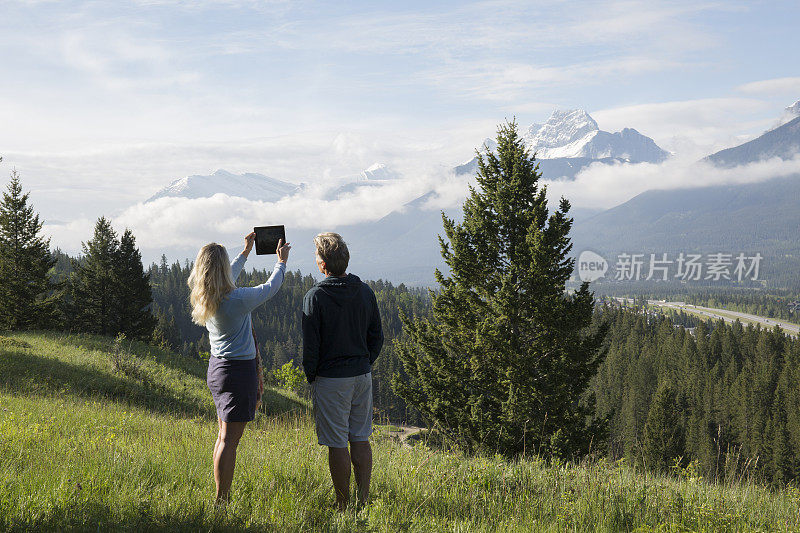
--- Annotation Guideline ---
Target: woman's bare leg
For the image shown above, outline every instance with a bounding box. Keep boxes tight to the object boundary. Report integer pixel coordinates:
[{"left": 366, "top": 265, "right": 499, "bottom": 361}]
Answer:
[
  {"left": 213, "top": 418, "right": 223, "bottom": 468},
  {"left": 213, "top": 420, "right": 247, "bottom": 502}
]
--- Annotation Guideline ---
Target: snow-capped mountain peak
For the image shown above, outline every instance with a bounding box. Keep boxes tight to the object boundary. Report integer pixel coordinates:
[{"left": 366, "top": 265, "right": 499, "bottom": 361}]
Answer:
[
  {"left": 481, "top": 138, "right": 498, "bottom": 152},
  {"left": 456, "top": 109, "right": 668, "bottom": 179},
  {"left": 707, "top": 104, "right": 800, "bottom": 167},
  {"left": 359, "top": 163, "right": 400, "bottom": 181},
  {"left": 775, "top": 99, "right": 800, "bottom": 128},
  {"left": 364, "top": 162, "right": 386, "bottom": 173},
  {"left": 522, "top": 108, "right": 668, "bottom": 162},
  {"left": 146, "top": 169, "right": 301, "bottom": 203},
  {"left": 523, "top": 109, "right": 599, "bottom": 159},
  {"left": 323, "top": 163, "right": 401, "bottom": 200}
]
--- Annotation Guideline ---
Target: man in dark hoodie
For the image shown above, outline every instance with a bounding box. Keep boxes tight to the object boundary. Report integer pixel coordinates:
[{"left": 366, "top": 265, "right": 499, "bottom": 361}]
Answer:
[{"left": 302, "top": 232, "right": 384, "bottom": 511}]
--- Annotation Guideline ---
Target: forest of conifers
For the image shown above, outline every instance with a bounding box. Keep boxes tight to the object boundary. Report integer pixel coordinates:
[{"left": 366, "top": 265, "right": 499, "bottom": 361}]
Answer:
[{"left": 595, "top": 305, "right": 800, "bottom": 485}]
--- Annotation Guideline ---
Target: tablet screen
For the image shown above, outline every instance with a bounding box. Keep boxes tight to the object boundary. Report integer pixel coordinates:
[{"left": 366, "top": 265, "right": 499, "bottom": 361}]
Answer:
[{"left": 253, "top": 225, "right": 286, "bottom": 255}]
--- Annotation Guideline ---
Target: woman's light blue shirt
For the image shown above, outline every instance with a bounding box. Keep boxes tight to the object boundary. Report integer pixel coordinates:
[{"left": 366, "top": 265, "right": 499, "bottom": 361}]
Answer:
[{"left": 206, "top": 252, "right": 286, "bottom": 360}]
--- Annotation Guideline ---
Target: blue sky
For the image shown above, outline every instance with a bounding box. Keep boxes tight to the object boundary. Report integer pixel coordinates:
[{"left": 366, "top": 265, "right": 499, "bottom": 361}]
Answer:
[{"left": 1, "top": 0, "right": 799, "bottom": 256}]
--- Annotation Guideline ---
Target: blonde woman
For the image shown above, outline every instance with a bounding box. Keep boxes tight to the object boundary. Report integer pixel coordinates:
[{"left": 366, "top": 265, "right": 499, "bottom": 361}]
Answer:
[{"left": 188, "top": 231, "right": 291, "bottom": 502}]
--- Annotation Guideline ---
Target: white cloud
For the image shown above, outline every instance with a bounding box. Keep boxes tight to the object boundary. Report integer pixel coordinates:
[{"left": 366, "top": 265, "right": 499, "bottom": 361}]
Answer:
[
  {"left": 417, "top": 154, "right": 800, "bottom": 218},
  {"left": 545, "top": 155, "right": 800, "bottom": 211},
  {"left": 563, "top": 0, "right": 731, "bottom": 52},
  {"left": 41, "top": 218, "right": 95, "bottom": 254},
  {"left": 108, "top": 164, "right": 448, "bottom": 250},
  {"left": 591, "top": 98, "right": 774, "bottom": 156},
  {"left": 312, "top": 0, "right": 727, "bottom": 104},
  {"left": 38, "top": 152, "right": 800, "bottom": 264},
  {"left": 416, "top": 154, "right": 800, "bottom": 222},
  {"left": 261, "top": 0, "right": 724, "bottom": 57},
  {"left": 737, "top": 77, "right": 800, "bottom": 97},
  {"left": 424, "top": 56, "right": 679, "bottom": 103},
  {"left": 2, "top": 129, "right": 473, "bottom": 224}
]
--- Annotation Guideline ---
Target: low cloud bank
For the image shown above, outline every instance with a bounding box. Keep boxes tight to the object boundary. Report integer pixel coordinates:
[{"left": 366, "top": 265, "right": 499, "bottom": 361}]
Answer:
[
  {"left": 419, "top": 153, "right": 800, "bottom": 216},
  {"left": 545, "top": 154, "right": 800, "bottom": 211},
  {"left": 95, "top": 165, "right": 452, "bottom": 254},
  {"left": 43, "top": 155, "right": 800, "bottom": 260}
]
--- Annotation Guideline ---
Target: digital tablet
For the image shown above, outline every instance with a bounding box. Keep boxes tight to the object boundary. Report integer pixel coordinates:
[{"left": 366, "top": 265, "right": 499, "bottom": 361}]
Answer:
[{"left": 253, "top": 225, "right": 286, "bottom": 255}]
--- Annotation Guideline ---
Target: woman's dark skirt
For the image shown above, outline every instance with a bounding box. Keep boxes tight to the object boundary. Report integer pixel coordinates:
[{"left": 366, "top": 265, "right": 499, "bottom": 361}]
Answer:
[{"left": 207, "top": 356, "right": 258, "bottom": 423}]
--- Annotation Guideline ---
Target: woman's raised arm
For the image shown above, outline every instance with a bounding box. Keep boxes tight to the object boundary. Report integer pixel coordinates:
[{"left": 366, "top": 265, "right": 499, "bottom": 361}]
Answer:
[
  {"left": 237, "top": 261, "right": 286, "bottom": 312},
  {"left": 231, "top": 231, "right": 256, "bottom": 280},
  {"left": 236, "top": 238, "right": 291, "bottom": 312}
]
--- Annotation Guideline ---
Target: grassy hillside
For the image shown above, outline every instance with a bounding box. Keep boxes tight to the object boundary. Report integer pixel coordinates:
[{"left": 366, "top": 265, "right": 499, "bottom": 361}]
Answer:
[{"left": 2, "top": 332, "right": 800, "bottom": 531}]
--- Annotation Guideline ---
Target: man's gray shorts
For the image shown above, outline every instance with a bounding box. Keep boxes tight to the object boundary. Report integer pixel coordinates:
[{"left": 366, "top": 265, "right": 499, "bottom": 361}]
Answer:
[{"left": 311, "top": 373, "right": 373, "bottom": 448}]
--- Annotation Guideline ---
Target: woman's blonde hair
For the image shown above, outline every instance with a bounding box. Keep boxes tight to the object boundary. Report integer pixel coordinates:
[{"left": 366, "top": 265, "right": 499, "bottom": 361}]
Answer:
[{"left": 187, "top": 243, "right": 236, "bottom": 326}]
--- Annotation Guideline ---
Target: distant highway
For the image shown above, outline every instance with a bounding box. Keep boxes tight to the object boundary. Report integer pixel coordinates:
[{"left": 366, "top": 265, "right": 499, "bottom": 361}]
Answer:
[{"left": 646, "top": 300, "right": 800, "bottom": 338}]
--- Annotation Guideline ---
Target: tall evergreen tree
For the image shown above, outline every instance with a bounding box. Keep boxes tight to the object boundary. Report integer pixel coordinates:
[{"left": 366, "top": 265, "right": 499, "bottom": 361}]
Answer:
[
  {"left": 114, "top": 229, "right": 155, "bottom": 339},
  {"left": 642, "top": 383, "right": 685, "bottom": 472},
  {"left": 152, "top": 307, "right": 182, "bottom": 350},
  {"left": 0, "top": 170, "right": 58, "bottom": 329},
  {"left": 770, "top": 388, "right": 793, "bottom": 484},
  {"left": 70, "top": 217, "right": 120, "bottom": 335},
  {"left": 393, "top": 121, "right": 607, "bottom": 457}
]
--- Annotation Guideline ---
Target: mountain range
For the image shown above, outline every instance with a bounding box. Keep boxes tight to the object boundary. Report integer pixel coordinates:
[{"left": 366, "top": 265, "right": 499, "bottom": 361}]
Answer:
[
  {"left": 571, "top": 109, "right": 800, "bottom": 287},
  {"left": 138, "top": 102, "right": 800, "bottom": 286},
  {"left": 147, "top": 169, "right": 302, "bottom": 203},
  {"left": 355, "top": 103, "right": 800, "bottom": 285},
  {"left": 455, "top": 109, "right": 669, "bottom": 181},
  {"left": 705, "top": 114, "right": 800, "bottom": 167},
  {"left": 523, "top": 109, "right": 669, "bottom": 161},
  {"left": 322, "top": 163, "right": 402, "bottom": 201},
  {"left": 145, "top": 108, "right": 670, "bottom": 207}
]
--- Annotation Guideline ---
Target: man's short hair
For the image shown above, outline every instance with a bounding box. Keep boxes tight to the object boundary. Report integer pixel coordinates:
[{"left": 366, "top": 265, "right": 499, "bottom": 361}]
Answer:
[{"left": 314, "top": 232, "right": 349, "bottom": 276}]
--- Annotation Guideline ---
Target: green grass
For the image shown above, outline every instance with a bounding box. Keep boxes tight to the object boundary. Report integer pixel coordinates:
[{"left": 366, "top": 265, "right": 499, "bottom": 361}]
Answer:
[
  {"left": 2, "top": 331, "right": 800, "bottom": 532},
  {"left": 374, "top": 424, "right": 403, "bottom": 433}
]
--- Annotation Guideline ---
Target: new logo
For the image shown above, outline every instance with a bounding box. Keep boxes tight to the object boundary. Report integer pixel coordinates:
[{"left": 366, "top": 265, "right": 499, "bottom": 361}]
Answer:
[{"left": 578, "top": 250, "right": 608, "bottom": 282}]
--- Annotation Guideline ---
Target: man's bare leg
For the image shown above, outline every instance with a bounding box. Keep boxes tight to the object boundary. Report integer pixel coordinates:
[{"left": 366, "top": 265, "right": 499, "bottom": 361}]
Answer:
[
  {"left": 349, "top": 440, "right": 372, "bottom": 506},
  {"left": 213, "top": 420, "right": 247, "bottom": 503},
  {"left": 328, "top": 446, "right": 351, "bottom": 511}
]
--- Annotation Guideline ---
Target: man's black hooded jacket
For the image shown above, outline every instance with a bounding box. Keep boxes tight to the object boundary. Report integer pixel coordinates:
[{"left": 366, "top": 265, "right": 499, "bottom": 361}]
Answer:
[{"left": 301, "top": 273, "right": 384, "bottom": 383}]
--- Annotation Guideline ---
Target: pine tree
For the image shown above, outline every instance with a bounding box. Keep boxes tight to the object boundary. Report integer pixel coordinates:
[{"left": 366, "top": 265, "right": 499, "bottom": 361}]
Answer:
[
  {"left": 392, "top": 120, "right": 607, "bottom": 457},
  {"left": 770, "top": 386, "right": 793, "bottom": 484},
  {"left": 70, "top": 217, "right": 120, "bottom": 336},
  {"left": 0, "top": 170, "right": 58, "bottom": 329},
  {"left": 783, "top": 342, "right": 800, "bottom": 480},
  {"left": 70, "top": 221, "right": 155, "bottom": 339},
  {"left": 152, "top": 304, "right": 183, "bottom": 350},
  {"left": 642, "top": 383, "right": 685, "bottom": 472},
  {"left": 114, "top": 229, "right": 155, "bottom": 339}
]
